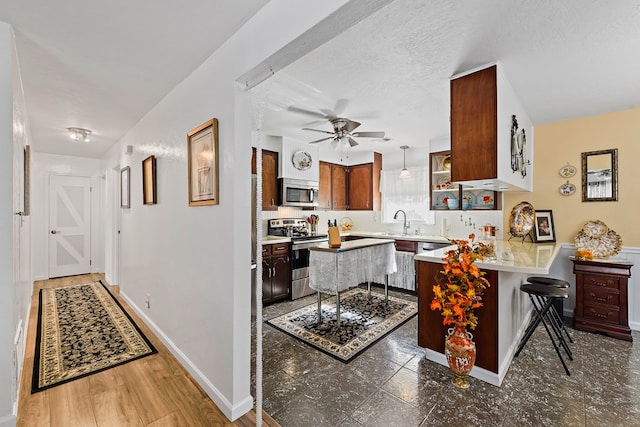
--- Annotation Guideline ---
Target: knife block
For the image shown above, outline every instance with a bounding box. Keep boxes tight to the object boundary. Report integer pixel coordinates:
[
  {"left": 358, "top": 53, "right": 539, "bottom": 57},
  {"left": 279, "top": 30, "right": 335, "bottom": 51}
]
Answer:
[{"left": 327, "top": 226, "right": 341, "bottom": 248}]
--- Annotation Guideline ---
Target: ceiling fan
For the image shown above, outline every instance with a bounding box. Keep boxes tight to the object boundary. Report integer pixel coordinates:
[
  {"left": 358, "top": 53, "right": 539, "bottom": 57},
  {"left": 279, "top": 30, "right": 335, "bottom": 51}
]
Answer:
[
  {"left": 302, "top": 117, "right": 386, "bottom": 147},
  {"left": 288, "top": 100, "right": 386, "bottom": 147}
]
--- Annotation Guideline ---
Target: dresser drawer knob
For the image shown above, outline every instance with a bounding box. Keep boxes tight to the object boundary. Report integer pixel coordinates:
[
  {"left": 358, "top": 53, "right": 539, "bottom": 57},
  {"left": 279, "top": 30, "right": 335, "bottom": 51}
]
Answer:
[{"left": 589, "top": 292, "right": 613, "bottom": 303}]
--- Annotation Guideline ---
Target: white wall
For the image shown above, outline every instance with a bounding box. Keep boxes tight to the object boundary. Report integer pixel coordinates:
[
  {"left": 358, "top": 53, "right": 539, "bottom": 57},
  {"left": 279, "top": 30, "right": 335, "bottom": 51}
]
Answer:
[
  {"left": 96, "top": 0, "right": 398, "bottom": 420},
  {"left": 30, "top": 153, "right": 104, "bottom": 281},
  {"left": 1, "top": 22, "right": 32, "bottom": 427}
]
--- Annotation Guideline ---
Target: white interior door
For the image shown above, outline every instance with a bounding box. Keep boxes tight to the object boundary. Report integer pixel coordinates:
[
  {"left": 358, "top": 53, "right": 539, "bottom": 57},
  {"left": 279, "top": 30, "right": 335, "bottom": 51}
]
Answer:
[{"left": 49, "top": 175, "right": 92, "bottom": 278}]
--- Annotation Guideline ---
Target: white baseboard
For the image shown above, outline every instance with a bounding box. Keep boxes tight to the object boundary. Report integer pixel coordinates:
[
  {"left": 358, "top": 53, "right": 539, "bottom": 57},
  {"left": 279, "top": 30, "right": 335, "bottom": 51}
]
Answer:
[
  {"left": 0, "top": 414, "right": 16, "bottom": 427},
  {"left": 119, "top": 291, "right": 253, "bottom": 421}
]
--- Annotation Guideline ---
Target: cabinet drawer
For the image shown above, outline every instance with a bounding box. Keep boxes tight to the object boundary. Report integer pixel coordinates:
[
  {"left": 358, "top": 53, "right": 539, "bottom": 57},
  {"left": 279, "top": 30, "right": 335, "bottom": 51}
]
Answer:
[
  {"left": 394, "top": 240, "right": 418, "bottom": 253},
  {"left": 583, "top": 286, "right": 620, "bottom": 307},
  {"left": 271, "top": 243, "right": 290, "bottom": 255},
  {"left": 583, "top": 304, "right": 620, "bottom": 324},
  {"left": 583, "top": 274, "right": 620, "bottom": 290},
  {"left": 262, "top": 245, "right": 272, "bottom": 257}
]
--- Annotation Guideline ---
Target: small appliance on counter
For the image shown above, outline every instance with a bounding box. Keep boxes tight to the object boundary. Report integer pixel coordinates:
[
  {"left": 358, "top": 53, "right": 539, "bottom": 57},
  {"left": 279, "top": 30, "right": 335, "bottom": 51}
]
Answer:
[{"left": 267, "top": 218, "right": 328, "bottom": 300}]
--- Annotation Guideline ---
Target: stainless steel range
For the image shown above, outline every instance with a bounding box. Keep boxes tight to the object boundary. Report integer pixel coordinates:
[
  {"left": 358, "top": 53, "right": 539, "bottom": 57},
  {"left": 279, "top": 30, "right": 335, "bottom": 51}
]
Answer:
[{"left": 267, "top": 218, "right": 328, "bottom": 300}]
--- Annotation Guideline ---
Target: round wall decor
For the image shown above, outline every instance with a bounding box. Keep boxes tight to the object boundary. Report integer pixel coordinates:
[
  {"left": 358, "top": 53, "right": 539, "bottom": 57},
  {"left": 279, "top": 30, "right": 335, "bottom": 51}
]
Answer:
[
  {"left": 559, "top": 164, "right": 577, "bottom": 178},
  {"left": 292, "top": 150, "right": 312, "bottom": 171}
]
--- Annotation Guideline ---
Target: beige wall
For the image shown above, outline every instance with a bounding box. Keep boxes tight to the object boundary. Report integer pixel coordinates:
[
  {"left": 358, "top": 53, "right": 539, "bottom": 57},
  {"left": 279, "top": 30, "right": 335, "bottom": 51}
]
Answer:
[{"left": 504, "top": 107, "right": 640, "bottom": 246}]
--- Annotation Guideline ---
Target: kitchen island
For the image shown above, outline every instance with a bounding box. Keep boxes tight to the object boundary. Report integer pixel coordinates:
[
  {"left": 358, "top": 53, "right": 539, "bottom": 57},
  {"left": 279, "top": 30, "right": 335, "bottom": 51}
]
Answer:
[
  {"left": 309, "top": 238, "right": 397, "bottom": 324},
  {"left": 414, "top": 240, "right": 561, "bottom": 386}
]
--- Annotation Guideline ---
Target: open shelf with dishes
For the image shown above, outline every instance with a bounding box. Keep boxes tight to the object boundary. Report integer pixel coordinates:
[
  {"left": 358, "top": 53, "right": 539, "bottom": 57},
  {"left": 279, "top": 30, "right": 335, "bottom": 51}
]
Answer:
[{"left": 430, "top": 150, "right": 498, "bottom": 211}]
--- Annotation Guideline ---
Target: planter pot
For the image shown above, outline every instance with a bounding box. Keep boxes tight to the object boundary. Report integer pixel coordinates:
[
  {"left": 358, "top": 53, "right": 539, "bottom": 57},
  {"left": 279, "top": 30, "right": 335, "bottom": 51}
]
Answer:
[{"left": 444, "top": 323, "right": 476, "bottom": 388}]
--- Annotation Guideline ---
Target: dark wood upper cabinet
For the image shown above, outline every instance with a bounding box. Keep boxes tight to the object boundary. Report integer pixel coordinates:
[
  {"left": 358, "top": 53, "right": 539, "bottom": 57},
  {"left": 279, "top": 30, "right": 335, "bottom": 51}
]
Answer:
[
  {"left": 450, "top": 65, "right": 498, "bottom": 183},
  {"left": 318, "top": 161, "right": 332, "bottom": 209},
  {"left": 348, "top": 152, "right": 381, "bottom": 211},
  {"left": 331, "top": 163, "right": 348, "bottom": 210},
  {"left": 449, "top": 63, "right": 533, "bottom": 192},
  {"left": 252, "top": 147, "right": 279, "bottom": 210},
  {"left": 318, "top": 153, "right": 381, "bottom": 211}
]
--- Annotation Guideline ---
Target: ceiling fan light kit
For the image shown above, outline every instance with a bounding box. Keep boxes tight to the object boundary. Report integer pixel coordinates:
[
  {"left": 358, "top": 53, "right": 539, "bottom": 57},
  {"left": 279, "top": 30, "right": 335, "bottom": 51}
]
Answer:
[{"left": 300, "top": 114, "right": 385, "bottom": 148}]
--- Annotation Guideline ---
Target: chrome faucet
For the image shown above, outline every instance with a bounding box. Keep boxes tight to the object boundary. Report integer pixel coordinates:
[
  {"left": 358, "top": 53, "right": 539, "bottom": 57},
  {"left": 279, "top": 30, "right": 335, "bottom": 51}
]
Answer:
[{"left": 393, "top": 209, "right": 410, "bottom": 235}]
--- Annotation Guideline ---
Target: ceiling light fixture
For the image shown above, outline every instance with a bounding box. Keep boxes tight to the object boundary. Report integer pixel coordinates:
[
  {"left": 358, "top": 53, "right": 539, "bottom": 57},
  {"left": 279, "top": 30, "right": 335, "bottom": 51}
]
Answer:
[
  {"left": 399, "top": 145, "right": 410, "bottom": 179},
  {"left": 67, "top": 127, "right": 92, "bottom": 142}
]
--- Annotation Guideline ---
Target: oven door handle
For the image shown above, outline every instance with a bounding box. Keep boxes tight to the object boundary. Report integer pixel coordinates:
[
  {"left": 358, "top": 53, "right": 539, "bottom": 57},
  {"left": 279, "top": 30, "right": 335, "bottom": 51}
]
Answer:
[{"left": 292, "top": 240, "right": 328, "bottom": 250}]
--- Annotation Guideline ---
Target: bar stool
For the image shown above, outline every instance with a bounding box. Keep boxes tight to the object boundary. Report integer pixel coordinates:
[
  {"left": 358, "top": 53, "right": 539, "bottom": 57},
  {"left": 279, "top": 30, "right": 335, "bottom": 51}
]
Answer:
[
  {"left": 515, "top": 283, "right": 572, "bottom": 375},
  {"left": 527, "top": 276, "right": 574, "bottom": 345}
]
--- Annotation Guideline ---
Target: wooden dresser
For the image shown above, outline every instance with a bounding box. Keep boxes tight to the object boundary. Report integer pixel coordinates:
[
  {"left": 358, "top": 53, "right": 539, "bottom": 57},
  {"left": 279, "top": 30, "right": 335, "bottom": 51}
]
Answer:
[{"left": 572, "top": 258, "right": 633, "bottom": 341}]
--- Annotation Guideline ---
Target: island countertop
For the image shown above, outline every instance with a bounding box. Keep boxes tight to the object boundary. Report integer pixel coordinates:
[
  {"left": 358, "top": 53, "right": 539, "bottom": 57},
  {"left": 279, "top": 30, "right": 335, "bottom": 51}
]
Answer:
[
  {"left": 414, "top": 240, "right": 561, "bottom": 274},
  {"left": 310, "top": 237, "right": 394, "bottom": 253}
]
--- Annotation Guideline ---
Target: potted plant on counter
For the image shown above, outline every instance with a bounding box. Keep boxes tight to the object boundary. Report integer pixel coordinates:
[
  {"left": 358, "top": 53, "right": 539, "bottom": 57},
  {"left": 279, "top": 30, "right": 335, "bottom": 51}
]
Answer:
[{"left": 430, "top": 233, "right": 491, "bottom": 388}]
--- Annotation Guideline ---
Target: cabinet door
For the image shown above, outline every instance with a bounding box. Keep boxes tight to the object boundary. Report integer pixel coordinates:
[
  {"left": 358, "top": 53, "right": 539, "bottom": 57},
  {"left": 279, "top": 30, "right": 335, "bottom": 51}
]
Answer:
[
  {"left": 318, "top": 161, "right": 332, "bottom": 209},
  {"left": 450, "top": 65, "right": 497, "bottom": 182},
  {"left": 262, "top": 150, "right": 279, "bottom": 210},
  {"left": 262, "top": 258, "right": 272, "bottom": 303},
  {"left": 271, "top": 254, "right": 290, "bottom": 300},
  {"left": 347, "top": 163, "right": 373, "bottom": 210},
  {"left": 331, "top": 164, "right": 348, "bottom": 210}
]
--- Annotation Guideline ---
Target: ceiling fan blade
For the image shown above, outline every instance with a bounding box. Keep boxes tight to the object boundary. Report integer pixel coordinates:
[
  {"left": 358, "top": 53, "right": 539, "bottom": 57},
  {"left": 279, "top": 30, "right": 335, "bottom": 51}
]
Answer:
[
  {"left": 302, "top": 127, "right": 333, "bottom": 135},
  {"left": 309, "top": 136, "right": 334, "bottom": 144},
  {"left": 288, "top": 106, "right": 326, "bottom": 118},
  {"left": 319, "top": 98, "right": 349, "bottom": 119},
  {"left": 343, "top": 120, "right": 361, "bottom": 133},
  {"left": 351, "top": 131, "right": 385, "bottom": 138},
  {"left": 347, "top": 137, "right": 359, "bottom": 147}
]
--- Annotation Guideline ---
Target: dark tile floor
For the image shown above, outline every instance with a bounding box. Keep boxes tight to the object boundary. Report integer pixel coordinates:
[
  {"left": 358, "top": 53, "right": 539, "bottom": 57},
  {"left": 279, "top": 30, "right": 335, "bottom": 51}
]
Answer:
[{"left": 252, "top": 288, "right": 640, "bottom": 426}]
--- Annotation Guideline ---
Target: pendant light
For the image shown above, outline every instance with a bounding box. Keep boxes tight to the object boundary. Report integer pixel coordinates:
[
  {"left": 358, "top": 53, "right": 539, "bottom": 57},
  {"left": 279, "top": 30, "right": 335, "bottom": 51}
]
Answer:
[{"left": 399, "top": 145, "right": 410, "bottom": 179}]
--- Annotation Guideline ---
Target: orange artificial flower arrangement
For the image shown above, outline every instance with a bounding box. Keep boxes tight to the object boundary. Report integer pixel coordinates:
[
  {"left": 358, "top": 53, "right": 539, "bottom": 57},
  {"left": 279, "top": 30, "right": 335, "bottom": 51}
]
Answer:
[{"left": 430, "top": 234, "right": 491, "bottom": 330}]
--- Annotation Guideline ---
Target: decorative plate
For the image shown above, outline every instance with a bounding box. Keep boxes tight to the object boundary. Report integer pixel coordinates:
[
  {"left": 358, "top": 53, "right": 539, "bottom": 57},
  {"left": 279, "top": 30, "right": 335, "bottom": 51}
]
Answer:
[
  {"left": 559, "top": 164, "right": 577, "bottom": 178},
  {"left": 435, "top": 192, "right": 456, "bottom": 209},
  {"left": 509, "top": 201, "right": 535, "bottom": 238},
  {"left": 462, "top": 191, "right": 475, "bottom": 203},
  {"left": 559, "top": 181, "right": 576, "bottom": 196},
  {"left": 292, "top": 150, "right": 312, "bottom": 171},
  {"left": 575, "top": 225, "right": 622, "bottom": 258},
  {"left": 476, "top": 190, "right": 495, "bottom": 207},
  {"left": 437, "top": 175, "right": 451, "bottom": 186},
  {"left": 581, "top": 220, "right": 609, "bottom": 238}
]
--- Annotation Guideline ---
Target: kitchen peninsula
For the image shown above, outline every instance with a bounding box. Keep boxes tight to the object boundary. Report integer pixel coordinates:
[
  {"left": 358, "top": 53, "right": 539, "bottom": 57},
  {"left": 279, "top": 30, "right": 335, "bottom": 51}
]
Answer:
[{"left": 414, "top": 241, "right": 562, "bottom": 386}]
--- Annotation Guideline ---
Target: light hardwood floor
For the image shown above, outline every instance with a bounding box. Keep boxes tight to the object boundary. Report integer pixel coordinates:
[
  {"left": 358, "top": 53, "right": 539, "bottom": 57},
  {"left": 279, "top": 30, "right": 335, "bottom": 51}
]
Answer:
[{"left": 17, "top": 274, "right": 278, "bottom": 427}]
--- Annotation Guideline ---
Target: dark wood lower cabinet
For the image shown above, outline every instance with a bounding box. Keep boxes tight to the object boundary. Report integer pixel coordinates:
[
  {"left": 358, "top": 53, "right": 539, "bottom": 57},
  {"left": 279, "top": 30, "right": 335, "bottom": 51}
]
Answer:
[
  {"left": 416, "top": 260, "right": 499, "bottom": 373},
  {"left": 262, "top": 243, "right": 290, "bottom": 304}
]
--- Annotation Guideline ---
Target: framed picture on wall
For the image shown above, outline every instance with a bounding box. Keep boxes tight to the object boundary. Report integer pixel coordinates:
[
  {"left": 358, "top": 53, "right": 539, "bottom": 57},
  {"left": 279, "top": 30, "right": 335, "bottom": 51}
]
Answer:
[
  {"left": 187, "top": 118, "right": 219, "bottom": 206},
  {"left": 121, "top": 166, "right": 130, "bottom": 208},
  {"left": 533, "top": 210, "right": 555, "bottom": 242},
  {"left": 142, "top": 155, "right": 157, "bottom": 205}
]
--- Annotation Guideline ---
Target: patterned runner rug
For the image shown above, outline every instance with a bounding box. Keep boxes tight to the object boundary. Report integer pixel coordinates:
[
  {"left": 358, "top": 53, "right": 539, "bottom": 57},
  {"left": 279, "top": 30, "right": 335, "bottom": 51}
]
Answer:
[
  {"left": 32, "top": 281, "right": 157, "bottom": 393},
  {"left": 267, "top": 288, "right": 417, "bottom": 362}
]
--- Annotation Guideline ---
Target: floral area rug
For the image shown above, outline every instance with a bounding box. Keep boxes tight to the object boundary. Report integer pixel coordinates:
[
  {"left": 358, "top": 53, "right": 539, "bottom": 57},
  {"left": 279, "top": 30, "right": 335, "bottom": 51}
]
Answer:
[
  {"left": 267, "top": 288, "right": 417, "bottom": 362},
  {"left": 32, "top": 281, "right": 157, "bottom": 393}
]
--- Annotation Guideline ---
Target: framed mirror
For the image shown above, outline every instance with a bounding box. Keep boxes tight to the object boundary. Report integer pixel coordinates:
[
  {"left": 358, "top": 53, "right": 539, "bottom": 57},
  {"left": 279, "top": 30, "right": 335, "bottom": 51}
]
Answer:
[{"left": 582, "top": 148, "right": 618, "bottom": 202}]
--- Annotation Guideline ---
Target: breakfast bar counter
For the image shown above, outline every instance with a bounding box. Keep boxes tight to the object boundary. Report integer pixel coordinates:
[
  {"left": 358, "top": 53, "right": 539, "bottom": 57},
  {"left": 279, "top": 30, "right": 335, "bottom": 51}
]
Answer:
[
  {"left": 310, "top": 238, "right": 397, "bottom": 324},
  {"left": 414, "top": 241, "right": 561, "bottom": 386}
]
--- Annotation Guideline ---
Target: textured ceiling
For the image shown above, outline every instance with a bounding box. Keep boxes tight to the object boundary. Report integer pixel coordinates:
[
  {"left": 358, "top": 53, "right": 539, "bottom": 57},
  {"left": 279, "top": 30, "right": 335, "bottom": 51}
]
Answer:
[
  {"left": 2, "top": 0, "right": 639, "bottom": 158},
  {"left": 261, "top": 0, "right": 640, "bottom": 154}
]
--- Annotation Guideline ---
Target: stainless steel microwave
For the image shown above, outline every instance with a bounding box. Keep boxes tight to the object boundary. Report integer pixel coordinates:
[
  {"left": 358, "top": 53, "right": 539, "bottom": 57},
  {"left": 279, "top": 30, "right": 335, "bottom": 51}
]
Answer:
[{"left": 279, "top": 178, "right": 319, "bottom": 208}]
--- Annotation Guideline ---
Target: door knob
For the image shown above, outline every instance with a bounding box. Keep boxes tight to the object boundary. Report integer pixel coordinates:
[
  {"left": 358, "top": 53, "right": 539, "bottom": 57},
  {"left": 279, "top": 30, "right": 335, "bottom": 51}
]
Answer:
[{"left": 51, "top": 230, "right": 60, "bottom": 234}]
